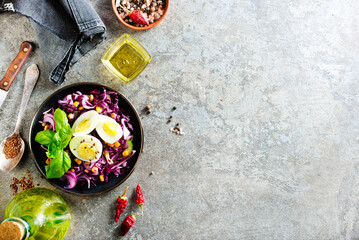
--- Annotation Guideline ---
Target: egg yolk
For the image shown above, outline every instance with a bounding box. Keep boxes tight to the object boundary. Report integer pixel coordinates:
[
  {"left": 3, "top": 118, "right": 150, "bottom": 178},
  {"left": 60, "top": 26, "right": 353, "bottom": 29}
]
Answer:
[
  {"left": 75, "top": 119, "right": 91, "bottom": 132},
  {"left": 77, "top": 143, "right": 96, "bottom": 160},
  {"left": 103, "top": 121, "right": 120, "bottom": 136}
]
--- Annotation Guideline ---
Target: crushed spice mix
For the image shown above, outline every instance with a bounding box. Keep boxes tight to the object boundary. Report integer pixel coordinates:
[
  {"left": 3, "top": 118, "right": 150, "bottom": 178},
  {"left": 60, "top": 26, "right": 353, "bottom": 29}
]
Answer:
[
  {"left": 116, "top": 0, "right": 166, "bottom": 27},
  {"left": 3, "top": 134, "right": 22, "bottom": 159}
]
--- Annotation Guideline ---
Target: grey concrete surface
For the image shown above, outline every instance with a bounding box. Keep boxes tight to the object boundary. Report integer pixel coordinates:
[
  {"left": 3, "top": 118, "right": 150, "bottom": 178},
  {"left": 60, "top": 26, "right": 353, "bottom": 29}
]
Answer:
[{"left": 0, "top": 0, "right": 359, "bottom": 239}]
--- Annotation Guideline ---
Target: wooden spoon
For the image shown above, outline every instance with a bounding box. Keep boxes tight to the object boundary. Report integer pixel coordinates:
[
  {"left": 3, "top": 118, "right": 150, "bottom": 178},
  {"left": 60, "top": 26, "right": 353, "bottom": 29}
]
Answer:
[{"left": 0, "top": 64, "right": 39, "bottom": 171}]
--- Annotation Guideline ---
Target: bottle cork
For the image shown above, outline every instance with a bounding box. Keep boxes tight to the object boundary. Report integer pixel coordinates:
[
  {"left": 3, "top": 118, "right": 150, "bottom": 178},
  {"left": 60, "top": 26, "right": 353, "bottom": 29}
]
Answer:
[{"left": 0, "top": 221, "right": 24, "bottom": 240}]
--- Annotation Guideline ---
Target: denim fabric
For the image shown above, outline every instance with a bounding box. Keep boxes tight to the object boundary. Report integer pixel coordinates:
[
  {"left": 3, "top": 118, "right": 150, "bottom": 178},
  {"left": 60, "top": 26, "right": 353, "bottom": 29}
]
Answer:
[{"left": 0, "top": 0, "right": 106, "bottom": 85}]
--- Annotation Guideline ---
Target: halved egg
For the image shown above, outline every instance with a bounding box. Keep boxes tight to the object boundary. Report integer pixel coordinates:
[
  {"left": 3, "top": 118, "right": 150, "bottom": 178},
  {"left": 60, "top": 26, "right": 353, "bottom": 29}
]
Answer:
[
  {"left": 72, "top": 110, "right": 100, "bottom": 136},
  {"left": 96, "top": 115, "right": 123, "bottom": 144},
  {"left": 69, "top": 135, "right": 103, "bottom": 162}
]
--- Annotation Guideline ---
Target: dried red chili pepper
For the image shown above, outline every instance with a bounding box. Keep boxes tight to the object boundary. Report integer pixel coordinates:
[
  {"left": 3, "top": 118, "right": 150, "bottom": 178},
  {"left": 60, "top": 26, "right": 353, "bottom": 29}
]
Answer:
[
  {"left": 121, "top": 214, "right": 138, "bottom": 236},
  {"left": 129, "top": 10, "right": 149, "bottom": 26},
  {"left": 119, "top": 5, "right": 149, "bottom": 26},
  {"left": 115, "top": 186, "right": 129, "bottom": 223},
  {"left": 136, "top": 184, "right": 145, "bottom": 214}
]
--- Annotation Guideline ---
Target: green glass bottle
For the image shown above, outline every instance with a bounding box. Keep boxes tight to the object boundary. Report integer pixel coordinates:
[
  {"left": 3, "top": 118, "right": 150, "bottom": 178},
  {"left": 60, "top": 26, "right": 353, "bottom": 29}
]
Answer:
[{"left": 0, "top": 188, "right": 71, "bottom": 240}]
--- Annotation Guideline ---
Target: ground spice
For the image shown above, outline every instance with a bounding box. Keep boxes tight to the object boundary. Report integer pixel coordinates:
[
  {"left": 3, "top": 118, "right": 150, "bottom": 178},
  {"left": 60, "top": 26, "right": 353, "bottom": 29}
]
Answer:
[
  {"left": 9, "top": 173, "right": 34, "bottom": 195},
  {"left": 3, "top": 134, "right": 21, "bottom": 159}
]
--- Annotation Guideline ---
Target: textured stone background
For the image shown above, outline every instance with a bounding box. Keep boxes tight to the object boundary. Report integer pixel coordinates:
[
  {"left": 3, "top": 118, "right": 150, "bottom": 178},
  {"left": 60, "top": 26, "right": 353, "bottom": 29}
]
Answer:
[{"left": 0, "top": 0, "right": 359, "bottom": 239}]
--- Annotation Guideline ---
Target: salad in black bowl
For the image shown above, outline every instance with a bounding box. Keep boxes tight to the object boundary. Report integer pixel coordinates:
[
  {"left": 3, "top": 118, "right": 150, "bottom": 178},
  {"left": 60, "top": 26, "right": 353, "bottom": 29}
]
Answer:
[{"left": 29, "top": 83, "right": 143, "bottom": 195}]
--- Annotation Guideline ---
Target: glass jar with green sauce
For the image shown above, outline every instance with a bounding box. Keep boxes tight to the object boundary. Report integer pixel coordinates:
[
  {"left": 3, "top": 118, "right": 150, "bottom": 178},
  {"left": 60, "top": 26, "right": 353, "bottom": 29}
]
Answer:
[{"left": 102, "top": 34, "right": 151, "bottom": 83}]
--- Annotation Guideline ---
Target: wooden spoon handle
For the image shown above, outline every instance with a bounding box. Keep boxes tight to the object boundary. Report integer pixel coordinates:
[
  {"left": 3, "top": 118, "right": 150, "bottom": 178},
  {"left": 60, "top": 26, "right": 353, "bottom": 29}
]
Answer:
[{"left": 0, "top": 42, "right": 33, "bottom": 91}]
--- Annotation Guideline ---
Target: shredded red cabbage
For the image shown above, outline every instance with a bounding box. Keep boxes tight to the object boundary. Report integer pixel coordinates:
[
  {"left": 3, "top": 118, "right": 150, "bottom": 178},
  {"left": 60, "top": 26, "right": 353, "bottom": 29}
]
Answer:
[
  {"left": 41, "top": 88, "right": 135, "bottom": 189},
  {"left": 60, "top": 170, "right": 77, "bottom": 189},
  {"left": 39, "top": 108, "right": 56, "bottom": 130}
]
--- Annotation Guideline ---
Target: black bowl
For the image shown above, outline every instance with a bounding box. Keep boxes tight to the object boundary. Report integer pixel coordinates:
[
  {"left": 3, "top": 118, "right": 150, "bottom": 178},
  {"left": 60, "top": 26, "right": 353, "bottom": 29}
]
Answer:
[{"left": 29, "top": 83, "right": 143, "bottom": 196}]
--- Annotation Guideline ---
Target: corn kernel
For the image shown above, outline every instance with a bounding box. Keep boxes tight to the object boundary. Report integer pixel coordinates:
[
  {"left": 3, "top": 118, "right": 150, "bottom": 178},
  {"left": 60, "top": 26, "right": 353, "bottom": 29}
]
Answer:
[
  {"left": 84, "top": 161, "right": 91, "bottom": 165},
  {"left": 89, "top": 94, "right": 94, "bottom": 102},
  {"left": 84, "top": 169, "right": 89, "bottom": 173},
  {"left": 71, "top": 168, "right": 75, "bottom": 172},
  {"left": 99, "top": 175, "right": 104, "bottom": 182},
  {"left": 45, "top": 158, "right": 51, "bottom": 165},
  {"left": 111, "top": 113, "right": 116, "bottom": 119},
  {"left": 68, "top": 113, "right": 74, "bottom": 120},
  {"left": 78, "top": 106, "right": 84, "bottom": 111},
  {"left": 96, "top": 106, "right": 102, "bottom": 113},
  {"left": 114, "top": 141, "right": 120, "bottom": 148},
  {"left": 74, "top": 158, "right": 82, "bottom": 165},
  {"left": 108, "top": 143, "right": 115, "bottom": 148},
  {"left": 73, "top": 101, "right": 79, "bottom": 107},
  {"left": 122, "top": 150, "right": 130, "bottom": 157},
  {"left": 44, "top": 124, "right": 50, "bottom": 130},
  {"left": 92, "top": 167, "right": 98, "bottom": 173}
]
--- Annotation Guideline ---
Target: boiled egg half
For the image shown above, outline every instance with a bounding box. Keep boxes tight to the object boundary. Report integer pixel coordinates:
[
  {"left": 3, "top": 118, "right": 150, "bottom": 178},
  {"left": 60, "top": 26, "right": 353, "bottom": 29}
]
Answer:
[
  {"left": 72, "top": 110, "right": 100, "bottom": 136},
  {"left": 69, "top": 135, "right": 102, "bottom": 162},
  {"left": 96, "top": 115, "right": 123, "bottom": 144}
]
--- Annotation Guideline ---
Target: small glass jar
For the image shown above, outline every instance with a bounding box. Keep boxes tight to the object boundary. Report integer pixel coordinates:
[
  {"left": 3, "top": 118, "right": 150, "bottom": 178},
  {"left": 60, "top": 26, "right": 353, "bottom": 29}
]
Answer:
[{"left": 101, "top": 33, "right": 151, "bottom": 83}]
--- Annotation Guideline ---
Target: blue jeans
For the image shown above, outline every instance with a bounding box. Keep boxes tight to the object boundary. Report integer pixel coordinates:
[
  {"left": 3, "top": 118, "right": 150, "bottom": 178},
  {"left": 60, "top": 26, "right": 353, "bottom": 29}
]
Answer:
[{"left": 0, "top": 0, "right": 106, "bottom": 85}]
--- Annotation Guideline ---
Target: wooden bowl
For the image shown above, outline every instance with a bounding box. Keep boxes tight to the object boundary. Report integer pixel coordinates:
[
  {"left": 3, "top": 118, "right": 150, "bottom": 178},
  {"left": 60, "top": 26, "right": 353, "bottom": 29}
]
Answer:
[
  {"left": 29, "top": 83, "right": 144, "bottom": 196},
  {"left": 112, "top": 0, "right": 169, "bottom": 31}
]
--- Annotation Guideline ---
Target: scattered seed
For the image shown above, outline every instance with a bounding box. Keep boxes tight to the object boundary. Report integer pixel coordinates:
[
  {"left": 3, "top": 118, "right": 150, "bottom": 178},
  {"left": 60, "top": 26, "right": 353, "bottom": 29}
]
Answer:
[
  {"left": 146, "top": 105, "right": 151, "bottom": 110},
  {"left": 172, "top": 106, "right": 177, "bottom": 110},
  {"left": 10, "top": 174, "right": 34, "bottom": 195},
  {"left": 149, "top": 171, "right": 155, "bottom": 175},
  {"left": 146, "top": 110, "right": 151, "bottom": 115}
]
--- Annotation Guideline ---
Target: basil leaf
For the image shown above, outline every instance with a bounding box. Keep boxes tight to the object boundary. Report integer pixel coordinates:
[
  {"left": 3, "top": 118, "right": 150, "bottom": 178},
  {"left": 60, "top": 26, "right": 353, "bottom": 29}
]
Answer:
[
  {"left": 46, "top": 142, "right": 60, "bottom": 158},
  {"left": 35, "top": 130, "right": 55, "bottom": 146},
  {"left": 45, "top": 150, "right": 71, "bottom": 179},
  {"left": 58, "top": 125, "right": 73, "bottom": 149},
  {"left": 52, "top": 132, "right": 61, "bottom": 145},
  {"left": 54, "top": 108, "right": 69, "bottom": 131},
  {"left": 41, "top": 108, "right": 73, "bottom": 179}
]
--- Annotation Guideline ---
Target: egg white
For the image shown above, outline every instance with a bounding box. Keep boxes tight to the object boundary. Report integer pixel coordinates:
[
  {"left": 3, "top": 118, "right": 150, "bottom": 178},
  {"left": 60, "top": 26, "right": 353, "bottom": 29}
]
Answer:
[
  {"left": 71, "top": 110, "right": 100, "bottom": 136},
  {"left": 69, "top": 135, "right": 103, "bottom": 162},
  {"left": 96, "top": 115, "right": 123, "bottom": 144}
]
